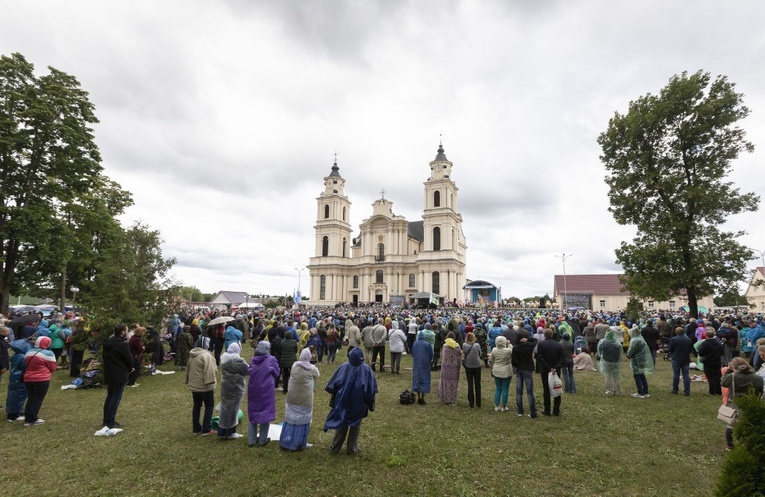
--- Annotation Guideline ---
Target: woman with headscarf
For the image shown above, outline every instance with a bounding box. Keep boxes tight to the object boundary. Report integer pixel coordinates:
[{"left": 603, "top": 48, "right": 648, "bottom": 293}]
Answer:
[
  {"left": 325, "top": 323, "right": 340, "bottom": 364},
  {"left": 626, "top": 326, "right": 654, "bottom": 398},
  {"left": 559, "top": 332, "right": 576, "bottom": 394},
  {"left": 411, "top": 330, "right": 434, "bottom": 405},
  {"left": 437, "top": 332, "right": 462, "bottom": 406},
  {"left": 721, "top": 357, "right": 764, "bottom": 451},
  {"left": 489, "top": 335, "right": 513, "bottom": 411},
  {"left": 127, "top": 326, "right": 145, "bottom": 387},
  {"left": 279, "top": 348, "right": 320, "bottom": 451},
  {"left": 23, "top": 336, "right": 57, "bottom": 425},
  {"left": 248, "top": 341, "right": 280, "bottom": 447},
  {"left": 6, "top": 339, "right": 31, "bottom": 422},
  {"left": 217, "top": 343, "right": 248, "bottom": 439},
  {"left": 324, "top": 347, "right": 377, "bottom": 455},
  {"left": 598, "top": 329, "right": 623, "bottom": 395},
  {"left": 279, "top": 331, "right": 298, "bottom": 394},
  {"left": 305, "top": 328, "right": 321, "bottom": 363}
]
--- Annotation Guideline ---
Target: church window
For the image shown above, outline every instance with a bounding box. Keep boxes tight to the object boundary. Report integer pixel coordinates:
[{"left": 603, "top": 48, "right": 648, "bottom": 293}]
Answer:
[
  {"left": 353, "top": 275, "right": 359, "bottom": 288},
  {"left": 324, "top": 205, "right": 329, "bottom": 218},
  {"left": 322, "top": 236, "right": 329, "bottom": 257},
  {"left": 433, "top": 191, "right": 441, "bottom": 207},
  {"left": 377, "top": 243, "right": 385, "bottom": 262},
  {"left": 342, "top": 206, "right": 346, "bottom": 221},
  {"left": 408, "top": 273, "right": 415, "bottom": 288},
  {"left": 342, "top": 238, "right": 347, "bottom": 258},
  {"left": 433, "top": 227, "right": 441, "bottom": 251},
  {"left": 320, "top": 275, "right": 326, "bottom": 300},
  {"left": 432, "top": 271, "right": 440, "bottom": 295},
  {"left": 376, "top": 270, "right": 384, "bottom": 284}
]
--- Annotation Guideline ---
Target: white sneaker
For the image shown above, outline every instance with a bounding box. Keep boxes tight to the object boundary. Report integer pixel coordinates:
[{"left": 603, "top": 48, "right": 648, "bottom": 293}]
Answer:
[
  {"left": 632, "top": 393, "right": 645, "bottom": 399},
  {"left": 643, "top": 394, "right": 650, "bottom": 398},
  {"left": 605, "top": 390, "right": 613, "bottom": 395},
  {"left": 228, "top": 433, "right": 243, "bottom": 439},
  {"left": 494, "top": 405, "right": 500, "bottom": 412},
  {"left": 501, "top": 406, "right": 509, "bottom": 412}
]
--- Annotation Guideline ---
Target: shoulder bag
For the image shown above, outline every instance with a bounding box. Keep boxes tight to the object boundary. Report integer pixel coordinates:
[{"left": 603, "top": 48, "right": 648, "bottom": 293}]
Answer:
[{"left": 717, "top": 373, "right": 739, "bottom": 426}]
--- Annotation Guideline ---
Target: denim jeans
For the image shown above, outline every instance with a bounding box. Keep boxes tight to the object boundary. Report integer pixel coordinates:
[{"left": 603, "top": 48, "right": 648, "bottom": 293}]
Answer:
[
  {"left": 248, "top": 422, "right": 271, "bottom": 445},
  {"left": 561, "top": 364, "right": 576, "bottom": 393},
  {"left": 516, "top": 370, "right": 537, "bottom": 416},
  {"left": 192, "top": 390, "right": 215, "bottom": 433},
  {"left": 103, "top": 383, "right": 126, "bottom": 426},
  {"left": 493, "top": 376, "right": 510, "bottom": 407},
  {"left": 390, "top": 352, "right": 402, "bottom": 373},
  {"left": 465, "top": 367, "right": 481, "bottom": 407},
  {"left": 672, "top": 360, "right": 690, "bottom": 394},
  {"left": 633, "top": 373, "right": 649, "bottom": 395}
]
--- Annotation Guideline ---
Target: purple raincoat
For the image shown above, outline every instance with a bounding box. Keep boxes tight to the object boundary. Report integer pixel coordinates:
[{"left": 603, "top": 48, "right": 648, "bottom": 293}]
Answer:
[{"left": 247, "top": 353, "right": 281, "bottom": 424}]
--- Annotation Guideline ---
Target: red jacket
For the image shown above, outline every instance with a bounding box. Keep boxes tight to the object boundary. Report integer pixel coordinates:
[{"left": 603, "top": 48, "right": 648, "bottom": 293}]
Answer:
[{"left": 24, "top": 348, "right": 57, "bottom": 382}]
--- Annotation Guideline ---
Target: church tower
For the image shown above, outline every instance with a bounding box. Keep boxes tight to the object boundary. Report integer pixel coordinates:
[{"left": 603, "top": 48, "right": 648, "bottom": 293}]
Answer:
[
  {"left": 314, "top": 159, "right": 352, "bottom": 259},
  {"left": 420, "top": 142, "right": 467, "bottom": 299}
]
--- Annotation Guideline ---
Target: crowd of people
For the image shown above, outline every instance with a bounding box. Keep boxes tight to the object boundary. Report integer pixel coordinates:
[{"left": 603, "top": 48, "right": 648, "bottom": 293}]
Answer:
[{"left": 2, "top": 304, "right": 764, "bottom": 452}]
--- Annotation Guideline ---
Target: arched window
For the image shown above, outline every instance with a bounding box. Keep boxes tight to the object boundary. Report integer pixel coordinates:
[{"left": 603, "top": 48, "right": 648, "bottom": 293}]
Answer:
[
  {"left": 322, "top": 236, "right": 329, "bottom": 257},
  {"left": 342, "top": 238, "right": 347, "bottom": 258},
  {"left": 432, "top": 271, "right": 440, "bottom": 295},
  {"left": 376, "top": 270, "right": 384, "bottom": 284},
  {"left": 433, "top": 227, "right": 441, "bottom": 251},
  {"left": 324, "top": 205, "right": 329, "bottom": 219},
  {"left": 342, "top": 206, "right": 346, "bottom": 221},
  {"left": 353, "top": 275, "right": 359, "bottom": 289},
  {"left": 320, "top": 275, "right": 326, "bottom": 300},
  {"left": 408, "top": 273, "right": 415, "bottom": 288},
  {"left": 433, "top": 191, "right": 441, "bottom": 207},
  {"left": 377, "top": 243, "right": 384, "bottom": 262}
]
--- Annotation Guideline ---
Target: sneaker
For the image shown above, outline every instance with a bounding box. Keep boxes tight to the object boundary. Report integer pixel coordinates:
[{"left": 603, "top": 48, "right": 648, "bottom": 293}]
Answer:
[
  {"left": 501, "top": 407, "right": 509, "bottom": 412},
  {"left": 605, "top": 390, "right": 613, "bottom": 395},
  {"left": 528, "top": 414, "right": 538, "bottom": 419},
  {"left": 494, "top": 405, "right": 500, "bottom": 412},
  {"left": 227, "top": 433, "right": 243, "bottom": 439},
  {"left": 631, "top": 393, "right": 643, "bottom": 398},
  {"left": 644, "top": 394, "right": 650, "bottom": 398},
  {"left": 24, "top": 419, "right": 45, "bottom": 427}
]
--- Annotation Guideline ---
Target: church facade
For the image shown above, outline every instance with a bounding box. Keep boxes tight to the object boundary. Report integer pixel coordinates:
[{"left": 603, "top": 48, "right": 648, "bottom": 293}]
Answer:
[{"left": 307, "top": 144, "right": 467, "bottom": 306}]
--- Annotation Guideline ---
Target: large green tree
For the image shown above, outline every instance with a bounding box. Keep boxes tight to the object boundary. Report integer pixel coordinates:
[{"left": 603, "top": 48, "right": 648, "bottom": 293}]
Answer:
[
  {"left": 0, "top": 52, "right": 131, "bottom": 314},
  {"left": 87, "top": 222, "right": 177, "bottom": 329},
  {"left": 598, "top": 71, "right": 759, "bottom": 318}
]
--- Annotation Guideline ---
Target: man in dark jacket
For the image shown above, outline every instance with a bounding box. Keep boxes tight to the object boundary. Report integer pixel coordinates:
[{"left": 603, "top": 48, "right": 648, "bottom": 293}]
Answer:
[
  {"left": 696, "top": 329, "right": 724, "bottom": 395},
  {"left": 641, "top": 320, "right": 660, "bottom": 362},
  {"left": 668, "top": 326, "right": 693, "bottom": 395},
  {"left": 102, "top": 324, "right": 134, "bottom": 429},
  {"left": 511, "top": 331, "right": 538, "bottom": 417},
  {"left": 536, "top": 329, "right": 564, "bottom": 416}
]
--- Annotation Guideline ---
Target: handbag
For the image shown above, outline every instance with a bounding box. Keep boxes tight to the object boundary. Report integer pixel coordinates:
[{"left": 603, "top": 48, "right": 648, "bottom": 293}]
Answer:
[{"left": 717, "top": 373, "right": 739, "bottom": 425}]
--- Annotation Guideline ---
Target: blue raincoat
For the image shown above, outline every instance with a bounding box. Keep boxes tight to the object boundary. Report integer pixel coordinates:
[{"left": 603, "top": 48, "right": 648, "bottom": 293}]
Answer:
[
  {"left": 323, "top": 347, "right": 377, "bottom": 430},
  {"left": 411, "top": 332, "right": 434, "bottom": 394},
  {"left": 223, "top": 325, "right": 242, "bottom": 351},
  {"left": 5, "top": 339, "right": 31, "bottom": 417}
]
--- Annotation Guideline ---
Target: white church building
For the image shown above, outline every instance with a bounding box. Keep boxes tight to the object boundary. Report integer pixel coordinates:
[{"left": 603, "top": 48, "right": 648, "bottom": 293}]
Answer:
[{"left": 307, "top": 144, "right": 467, "bottom": 306}]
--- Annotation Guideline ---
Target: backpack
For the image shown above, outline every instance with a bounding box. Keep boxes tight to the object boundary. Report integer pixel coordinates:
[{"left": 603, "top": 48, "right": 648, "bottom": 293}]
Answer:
[{"left": 399, "top": 389, "right": 416, "bottom": 405}]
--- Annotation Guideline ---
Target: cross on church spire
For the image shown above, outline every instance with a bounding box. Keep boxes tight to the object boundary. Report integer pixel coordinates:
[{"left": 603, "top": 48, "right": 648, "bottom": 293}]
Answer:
[{"left": 380, "top": 188, "right": 386, "bottom": 200}]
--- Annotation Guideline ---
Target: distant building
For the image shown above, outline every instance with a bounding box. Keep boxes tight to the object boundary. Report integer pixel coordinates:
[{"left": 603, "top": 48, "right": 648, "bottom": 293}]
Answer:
[
  {"left": 307, "top": 144, "right": 468, "bottom": 306},
  {"left": 553, "top": 274, "right": 714, "bottom": 312},
  {"left": 209, "top": 291, "right": 252, "bottom": 310},
  {"left": 744, "top": 267, "right": 765, "bottom": 312}
]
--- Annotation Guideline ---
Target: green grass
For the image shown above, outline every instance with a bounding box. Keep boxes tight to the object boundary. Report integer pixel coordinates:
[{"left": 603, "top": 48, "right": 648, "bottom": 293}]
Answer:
[{"left": 1, "top": 350, "right": 727, "bottom": 497}]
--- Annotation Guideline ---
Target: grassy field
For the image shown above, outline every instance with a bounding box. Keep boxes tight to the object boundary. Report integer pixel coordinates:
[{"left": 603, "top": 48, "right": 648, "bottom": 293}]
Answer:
[{"left": 1, "top": 348, "right": 727, "bottom": 497}]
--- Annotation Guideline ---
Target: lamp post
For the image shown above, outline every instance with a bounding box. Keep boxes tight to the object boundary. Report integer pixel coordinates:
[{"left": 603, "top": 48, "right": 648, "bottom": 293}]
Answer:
[
  {"left": 70, "top": 286, "right": 79, "bottom": 310},
  {"left": 555, "top": 253, "right": 573, "bottom": 312},
  {"left": 754, "top": 248, "right": 765, "bottom": 269}
]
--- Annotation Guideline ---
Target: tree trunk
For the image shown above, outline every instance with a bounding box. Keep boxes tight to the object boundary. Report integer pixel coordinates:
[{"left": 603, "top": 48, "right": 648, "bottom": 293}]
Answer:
[
  {"left": 59, "top": 261, "right": 67, "bottom": 313},
  {"left": 686, "top": 287, "right": 699, "bottom": 319},
  {"left": 1, "top": 241, "right": 20, "bottom": 315}
]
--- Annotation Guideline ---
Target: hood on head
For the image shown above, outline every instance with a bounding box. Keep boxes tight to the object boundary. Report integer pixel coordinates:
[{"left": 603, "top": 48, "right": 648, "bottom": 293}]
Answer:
[
  {"left": 11, "top": 339, "right": 32, "bottom": 354},
  {"left": 349, "top": 346, "right": 364, "bottom": 366},
  {"left": 495, "top": 336, "right": 507, "bottom": 348}
]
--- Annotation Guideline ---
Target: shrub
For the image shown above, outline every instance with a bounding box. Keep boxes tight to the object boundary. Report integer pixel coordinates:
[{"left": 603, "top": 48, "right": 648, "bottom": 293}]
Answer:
[{"left": 715, "top": 393, "right": 765, "bottom": 496}]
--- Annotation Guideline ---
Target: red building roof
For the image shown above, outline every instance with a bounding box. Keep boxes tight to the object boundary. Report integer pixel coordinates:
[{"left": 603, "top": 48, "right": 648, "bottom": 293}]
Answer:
[{"left": 554, "top": 274, "right": 628, "bottom": 296}]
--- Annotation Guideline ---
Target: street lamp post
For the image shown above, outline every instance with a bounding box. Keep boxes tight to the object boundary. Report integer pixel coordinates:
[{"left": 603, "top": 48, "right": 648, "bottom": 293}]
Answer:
[
  {"left": 754, "top": 248, "right": 765, "bottom": 269},
  {"left": 70, "top": 286, "right": 79, "bottom": 310},
  {"left": 555, "top": 253, "right": 573, "bottom": 312}
]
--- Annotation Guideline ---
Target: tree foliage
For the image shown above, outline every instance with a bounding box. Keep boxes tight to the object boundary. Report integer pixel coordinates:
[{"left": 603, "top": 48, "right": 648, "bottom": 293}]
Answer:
[
  {"left": 0, "top": 52, "right": 132, "bottom": 314},
  {"left": 87, "top": 222, "right": 176, "bottom": 330},
  {"left": 598, "top": 70, "right": 759, "bottom": 318},
  {"left": 715, "top": 394, "right": 765, "bottom": 496}
]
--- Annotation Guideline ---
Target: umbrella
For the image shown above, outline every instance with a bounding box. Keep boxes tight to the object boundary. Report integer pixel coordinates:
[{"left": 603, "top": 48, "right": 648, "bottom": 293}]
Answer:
[
  {"left": 206, "top": 316, "right": 235, "bottom": 326},
  {"left": 10, "top": 313, "right": 40, "bottom": 333}
]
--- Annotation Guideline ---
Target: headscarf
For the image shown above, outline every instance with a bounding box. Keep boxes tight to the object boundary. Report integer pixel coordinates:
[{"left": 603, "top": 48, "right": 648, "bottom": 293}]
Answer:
[
  {"left": 221, "top": 342, "right": 241, "bottom": 365},
  {"left": 444, "top": 337, "right": 459, "bottom": 349},
  {"left": 255, "top": 341, "right": 270, "bottom": 356},
  {"left": 196, "top": 336, "right": 211, "bottom": 350},
  {"left": 35, "top": 336, "right": 51, "bottom": 349},
  {"left": 293, "top": 347, "right": 314, "bottom": 371}
]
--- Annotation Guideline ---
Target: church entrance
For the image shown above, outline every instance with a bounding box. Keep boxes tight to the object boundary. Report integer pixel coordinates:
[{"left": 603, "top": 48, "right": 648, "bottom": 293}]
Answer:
[
  {"left": 375, "top": 290, "right": 383, "bottom": 303},
  {"left": 352, "top": 295, "right": 358, "bottom": 306}
]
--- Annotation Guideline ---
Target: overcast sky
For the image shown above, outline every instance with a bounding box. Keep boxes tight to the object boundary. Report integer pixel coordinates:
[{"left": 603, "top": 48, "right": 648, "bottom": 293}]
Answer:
[{"left": 2, "top": 0, "right": 764, "bottom": 298}]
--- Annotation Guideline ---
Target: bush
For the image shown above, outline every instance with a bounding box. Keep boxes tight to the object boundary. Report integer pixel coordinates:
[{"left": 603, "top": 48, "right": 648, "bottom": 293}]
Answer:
[{"left": 715, "top": 393, "right": 765, "bottom": 496}]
